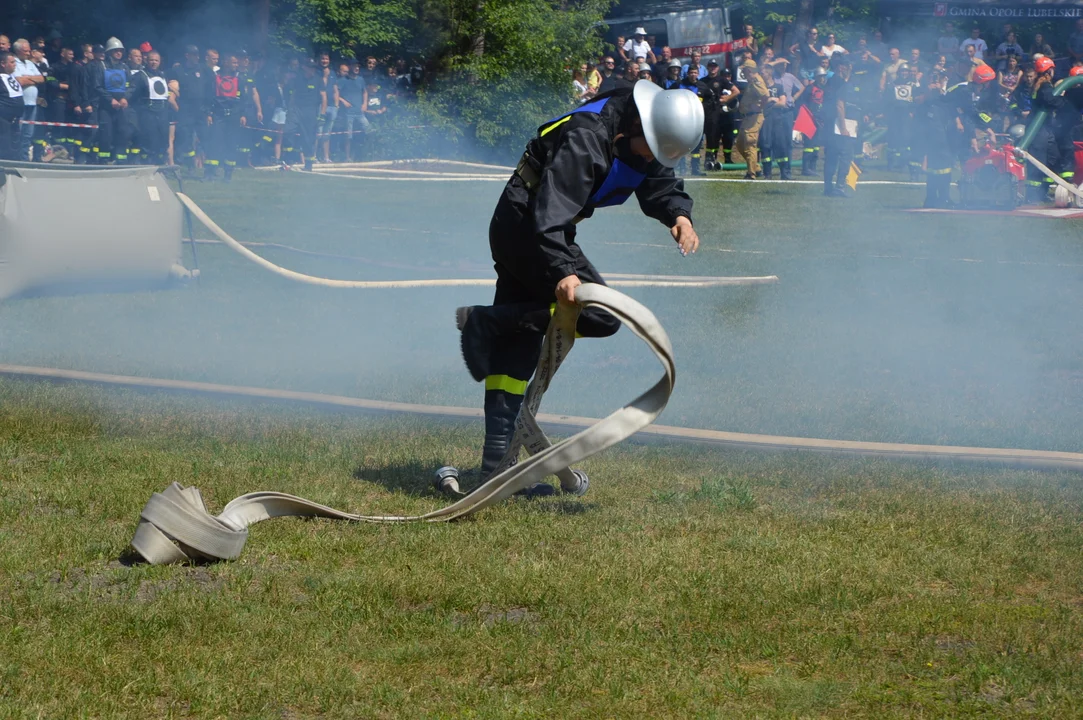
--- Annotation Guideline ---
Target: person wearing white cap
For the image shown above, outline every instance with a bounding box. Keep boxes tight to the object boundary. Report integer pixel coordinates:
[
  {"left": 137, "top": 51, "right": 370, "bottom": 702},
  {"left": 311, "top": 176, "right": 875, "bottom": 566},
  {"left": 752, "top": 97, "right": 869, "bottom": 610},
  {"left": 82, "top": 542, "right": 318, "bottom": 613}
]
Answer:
[
  {"left": 624, "top": 28, "right": 656, "bottom": 66},
  {"left": 447, "top": 80, "right": 702, "bottom": 499}
]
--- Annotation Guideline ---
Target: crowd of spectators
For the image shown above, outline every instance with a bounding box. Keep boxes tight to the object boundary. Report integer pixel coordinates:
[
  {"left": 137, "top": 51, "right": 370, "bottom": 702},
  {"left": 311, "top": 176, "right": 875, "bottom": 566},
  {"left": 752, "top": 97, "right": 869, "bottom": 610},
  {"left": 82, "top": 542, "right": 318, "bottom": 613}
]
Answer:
[
  {"left": 0, "top": 28, "right": 421, "bottom": 175},
  {"left": 566, "top": 21, "right": 1083, "bottom": 179}
]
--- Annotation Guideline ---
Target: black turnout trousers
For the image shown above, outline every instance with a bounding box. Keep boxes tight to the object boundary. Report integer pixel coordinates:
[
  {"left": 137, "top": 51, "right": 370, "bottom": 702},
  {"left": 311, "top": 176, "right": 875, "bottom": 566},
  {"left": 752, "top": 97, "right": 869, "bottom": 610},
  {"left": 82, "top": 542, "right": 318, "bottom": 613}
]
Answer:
[{"left": 486, "top": 176, "right": 620, "bottom": 384}]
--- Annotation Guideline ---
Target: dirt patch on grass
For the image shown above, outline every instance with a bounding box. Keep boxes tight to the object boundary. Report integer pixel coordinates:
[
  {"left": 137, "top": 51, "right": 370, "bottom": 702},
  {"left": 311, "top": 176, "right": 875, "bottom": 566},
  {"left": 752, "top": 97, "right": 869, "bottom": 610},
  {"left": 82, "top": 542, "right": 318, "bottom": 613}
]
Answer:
[
  {"left": 452, "top": 604, "right": 540, "bottom": 628},
  {"left": 46, "top": 562, "right": 226, "bottom": 603}
]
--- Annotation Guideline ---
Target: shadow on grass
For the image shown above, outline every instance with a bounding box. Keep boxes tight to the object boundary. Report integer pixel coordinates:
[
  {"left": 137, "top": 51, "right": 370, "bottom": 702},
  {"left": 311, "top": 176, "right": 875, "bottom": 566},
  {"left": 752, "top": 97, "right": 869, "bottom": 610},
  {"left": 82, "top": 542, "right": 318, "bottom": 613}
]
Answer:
[
  {"left": 352, "top": 461, "right": 445, "bottom": 497},
  {"left": 352, "top": 463, "right": 600, "bottom": 514}
]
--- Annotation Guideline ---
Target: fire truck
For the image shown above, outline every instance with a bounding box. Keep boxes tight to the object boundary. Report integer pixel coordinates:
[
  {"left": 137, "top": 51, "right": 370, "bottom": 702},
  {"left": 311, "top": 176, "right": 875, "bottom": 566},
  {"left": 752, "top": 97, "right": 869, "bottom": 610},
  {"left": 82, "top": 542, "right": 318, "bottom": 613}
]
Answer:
[{"left": 602, "top": 0, "right": 749, "bottom": 74}]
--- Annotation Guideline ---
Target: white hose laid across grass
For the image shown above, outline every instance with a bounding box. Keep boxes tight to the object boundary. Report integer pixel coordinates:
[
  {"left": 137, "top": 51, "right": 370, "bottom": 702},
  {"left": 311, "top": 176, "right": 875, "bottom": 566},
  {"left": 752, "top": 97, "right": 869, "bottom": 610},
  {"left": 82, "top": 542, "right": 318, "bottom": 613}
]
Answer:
[
  {"left": 125, "top": 284, "right": 676, "bottom": 564},
  {"left": 176, "top": 193, "right": 778, "bottom": 289}
]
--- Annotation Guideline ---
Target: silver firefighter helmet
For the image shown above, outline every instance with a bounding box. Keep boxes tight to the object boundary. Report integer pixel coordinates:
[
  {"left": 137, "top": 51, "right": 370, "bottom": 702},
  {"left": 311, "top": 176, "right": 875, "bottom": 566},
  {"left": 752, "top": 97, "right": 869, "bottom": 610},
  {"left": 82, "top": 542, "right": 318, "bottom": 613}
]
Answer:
[
  {"left": 105, "top": 37, "right": 124, "bottom": 52},
  {"left": 633, "top": 80, "right": 704, "bottom": 169}
]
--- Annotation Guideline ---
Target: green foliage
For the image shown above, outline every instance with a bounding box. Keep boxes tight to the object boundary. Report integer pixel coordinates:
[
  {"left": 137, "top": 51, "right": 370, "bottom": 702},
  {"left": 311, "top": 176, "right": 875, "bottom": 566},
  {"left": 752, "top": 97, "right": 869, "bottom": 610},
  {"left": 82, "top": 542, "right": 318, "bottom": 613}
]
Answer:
[
  {"left": 416, "top": 0, "right": 612, "bottom": 157},
  {"left": 272, "top": 0, "right": 416, "bottom": 55},
  {"left": 271, "top": 0, "right": 612, "bottom": 156}
]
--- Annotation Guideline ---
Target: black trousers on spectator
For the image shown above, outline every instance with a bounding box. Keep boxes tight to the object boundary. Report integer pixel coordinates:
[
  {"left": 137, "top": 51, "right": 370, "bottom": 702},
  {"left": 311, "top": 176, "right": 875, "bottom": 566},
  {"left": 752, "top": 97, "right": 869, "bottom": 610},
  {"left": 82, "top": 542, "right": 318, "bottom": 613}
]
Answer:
[
  {"left": 137, "top": 108, "right": 169, "bottom": 165},
  {"left": 93, "top": 105, "right": 133, "bottom": 163},
  {"left": 824, "top": 133, "right": 856, "bottom": 192},
  {"left": 206, "top": 110, "right": 242, "bottom": 173},
  {"left": 174, "top": 116, "right": 201, "bottom": 166},
  {"left": 0, "top": 110, "right": 20, "bottom": 161}
]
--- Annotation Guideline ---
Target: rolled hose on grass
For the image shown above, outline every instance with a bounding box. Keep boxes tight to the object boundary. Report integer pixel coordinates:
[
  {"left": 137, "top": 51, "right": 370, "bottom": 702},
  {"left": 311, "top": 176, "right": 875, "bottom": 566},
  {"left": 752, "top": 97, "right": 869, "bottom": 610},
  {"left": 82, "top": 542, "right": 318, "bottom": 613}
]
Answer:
[{"left": 129, "top": 283, "right": 675, "bottom": 564}]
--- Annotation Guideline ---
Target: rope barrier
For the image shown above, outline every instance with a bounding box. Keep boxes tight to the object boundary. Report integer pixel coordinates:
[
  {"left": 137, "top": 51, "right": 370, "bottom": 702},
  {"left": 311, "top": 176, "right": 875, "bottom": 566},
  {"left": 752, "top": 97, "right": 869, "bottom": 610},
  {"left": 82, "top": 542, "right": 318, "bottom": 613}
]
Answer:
[
  {"left": 127, "top": 283, "right": 676, "bottom": 564},
  {"left": 19, "top": 120, "right": 98, "bottom": 129}
]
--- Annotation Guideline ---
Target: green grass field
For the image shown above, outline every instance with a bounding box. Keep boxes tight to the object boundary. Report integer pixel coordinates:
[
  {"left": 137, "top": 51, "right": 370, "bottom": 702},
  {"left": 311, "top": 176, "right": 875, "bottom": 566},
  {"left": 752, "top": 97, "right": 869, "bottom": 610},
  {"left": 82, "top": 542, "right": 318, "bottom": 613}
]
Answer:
[{"left": 2, "top": 169, "right": 1083, "bottom": 717}]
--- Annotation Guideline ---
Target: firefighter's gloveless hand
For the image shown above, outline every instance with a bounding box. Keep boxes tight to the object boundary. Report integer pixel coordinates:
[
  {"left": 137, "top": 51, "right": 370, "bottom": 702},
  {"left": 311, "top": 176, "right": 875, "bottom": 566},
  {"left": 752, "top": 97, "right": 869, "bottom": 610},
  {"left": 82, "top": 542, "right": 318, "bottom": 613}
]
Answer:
[
  {"left": 555, "top": 274, "right": 582, "bottom": 306},
  {"left": 671, "top": 216, "right": 699, "bottom": 256}
]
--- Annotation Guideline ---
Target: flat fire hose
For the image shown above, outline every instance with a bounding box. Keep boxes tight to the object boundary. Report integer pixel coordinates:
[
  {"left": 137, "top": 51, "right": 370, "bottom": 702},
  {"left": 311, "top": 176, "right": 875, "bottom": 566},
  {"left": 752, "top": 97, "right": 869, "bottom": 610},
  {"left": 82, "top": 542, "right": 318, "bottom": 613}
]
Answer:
[
  {"left": 174, "top": 193, "right": 777, "bottom": 289},
  {"left": 1013, "top": 146, "right": 1083, "bottom": 203},
  {"left": 130, "top": 282, "right": 675, "bottom": 564}
]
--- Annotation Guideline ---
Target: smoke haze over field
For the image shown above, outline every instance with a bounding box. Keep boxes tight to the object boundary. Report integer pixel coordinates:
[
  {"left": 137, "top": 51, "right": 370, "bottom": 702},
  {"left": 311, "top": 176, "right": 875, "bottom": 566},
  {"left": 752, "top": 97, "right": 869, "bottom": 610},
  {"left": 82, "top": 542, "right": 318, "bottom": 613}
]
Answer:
[{"left": 3, "top": 170, "right": 1083, "bottom": 456}]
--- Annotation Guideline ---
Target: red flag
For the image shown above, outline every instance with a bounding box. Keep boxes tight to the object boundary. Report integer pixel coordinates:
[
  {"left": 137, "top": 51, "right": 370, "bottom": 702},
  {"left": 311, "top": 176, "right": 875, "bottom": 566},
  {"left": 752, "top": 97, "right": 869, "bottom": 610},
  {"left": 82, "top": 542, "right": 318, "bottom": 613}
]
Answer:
[{"left": 793, "top": 105, "right": 817, "bottom": 138}]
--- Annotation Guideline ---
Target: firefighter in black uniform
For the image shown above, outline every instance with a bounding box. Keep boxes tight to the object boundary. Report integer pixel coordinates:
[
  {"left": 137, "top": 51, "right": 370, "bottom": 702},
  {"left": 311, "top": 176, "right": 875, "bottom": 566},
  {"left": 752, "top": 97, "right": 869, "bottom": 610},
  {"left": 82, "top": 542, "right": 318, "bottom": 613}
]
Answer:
[
  {"left": 914, "top": 75, "right": 955, "bottom": 208},
  {"left": 69, "top": 44, "right": 95, "bottom": 163},
  {"left": 0, "top": 52, "right": 25, "bottom": 160},
  {"left": 757, "top": 65, "right": 788, "bottom": 179},
  {"left": 1052, "top": 66, "right": 1083, "bottom": 185},
  {"left": 169, "top": 45, "right": 207, "bottom": 170},
  {"left": 204, "top": 51, "right": 248, "bottom": 182},
  {"left": 285, "top": 58, "right": 325, "bottom": 171},
  {"left": 448, "top": 82, "right": 702, "bottom": 497},
  {"left": 87, "top": 37, "right": 133, "bottom": 164},
  {"left": 699, "top": 60, "right": 740, "bottom": 169},
  {"left": 1026, "top": 56, "right": 1066, "bottom": 202},
  {"left": 129, "top": 50, "right": 172, "bottom": 165},
  {"left": 44, "top": 47, "right": 75, "bottom": 154}
]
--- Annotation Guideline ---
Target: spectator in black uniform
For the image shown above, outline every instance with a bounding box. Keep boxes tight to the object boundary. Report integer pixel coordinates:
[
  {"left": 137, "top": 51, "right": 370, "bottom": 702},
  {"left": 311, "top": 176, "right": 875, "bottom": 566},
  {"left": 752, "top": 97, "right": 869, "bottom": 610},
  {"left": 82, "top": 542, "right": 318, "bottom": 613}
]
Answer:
[
  {"left": 70, "top": 44, "right": 96, "bottom": 163},
  {"left": 169, "top": 45, "right": 207, "bottom": 170},
  {"left": 0, "top": 52, "right": 25, "bottom": 160},
  {"left": 44, "top": 46, "right": 74, "bottom": 153},
  {"left": 87, "top": 37, "right": 133, "bottom": 164},
  {"left": 204, "top": 50, "right": 248, "bottom": 181},
  {"left": 129, "top": 50, "right": 172, "bottom": 165},
  {"left": 699, "top": 60, "right": 740, "bottom": 168},
  {"left": 284, "top": 58, "right": 325, "bottom": 171}
]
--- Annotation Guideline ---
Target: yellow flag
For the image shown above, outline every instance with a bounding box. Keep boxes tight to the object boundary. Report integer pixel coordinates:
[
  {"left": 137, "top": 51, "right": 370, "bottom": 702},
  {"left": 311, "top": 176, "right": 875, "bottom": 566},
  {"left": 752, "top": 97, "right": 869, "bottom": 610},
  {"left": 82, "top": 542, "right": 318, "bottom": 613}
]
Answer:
[{"left": 846, "top": 161, "right": 862, "bottom": 190}]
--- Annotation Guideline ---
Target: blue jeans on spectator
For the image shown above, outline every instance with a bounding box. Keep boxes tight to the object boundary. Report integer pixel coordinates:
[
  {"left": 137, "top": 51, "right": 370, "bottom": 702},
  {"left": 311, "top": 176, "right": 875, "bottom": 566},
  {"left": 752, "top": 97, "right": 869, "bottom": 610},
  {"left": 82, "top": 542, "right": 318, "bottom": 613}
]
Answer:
[
  {"left": 20, "top": 105, "right": 37, "bottom": 161},
  {"left": 343, "top": 111, "right": 368, "bottom": 160}
]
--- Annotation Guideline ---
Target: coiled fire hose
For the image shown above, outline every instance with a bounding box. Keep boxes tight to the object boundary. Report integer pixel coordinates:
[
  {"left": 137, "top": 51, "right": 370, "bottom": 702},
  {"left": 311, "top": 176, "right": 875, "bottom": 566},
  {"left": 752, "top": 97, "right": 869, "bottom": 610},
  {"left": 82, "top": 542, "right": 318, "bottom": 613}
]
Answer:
[{"left": 131, "top": 283, "right": 675, "bottom": 564}]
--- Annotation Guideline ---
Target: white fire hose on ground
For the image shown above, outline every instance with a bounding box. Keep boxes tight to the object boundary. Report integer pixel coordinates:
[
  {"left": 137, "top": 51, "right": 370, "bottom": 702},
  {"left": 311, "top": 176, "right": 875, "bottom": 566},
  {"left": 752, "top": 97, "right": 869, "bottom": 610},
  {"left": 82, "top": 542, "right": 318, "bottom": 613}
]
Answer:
[
  {"left": 1014, "top": 146, "right": 1083, "bottom": 206},
  {"left": 175, "top": 193, "right": 777, "bottom": 289},
  {"left": 130, "top": 283, "right": 674, "bottom": 565}
]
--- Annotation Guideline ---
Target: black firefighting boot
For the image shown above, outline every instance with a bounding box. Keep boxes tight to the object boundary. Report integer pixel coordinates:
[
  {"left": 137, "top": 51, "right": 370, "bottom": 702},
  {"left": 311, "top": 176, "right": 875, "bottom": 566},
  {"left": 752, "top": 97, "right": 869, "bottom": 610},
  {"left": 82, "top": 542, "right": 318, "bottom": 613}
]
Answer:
[
  {"left": 705, "top": 151, "right": 717, "bottom": 171},
  {"left": 457, "top": 303, "right": 552, "bottom": 382},
  {"left": 691, "top": 153, "right": 703, "bottom": 176},
  {"left": 202, "top": 164, "right": 216, "bottom": 182},
  {"left": 223, "top": 166, "right": 234, "bottom": 184},
  {"left": 779, "top": 160, "right": 793, "bottom": 181},
  {"left": 761, "top": 159, "right": 773, "bottom": 179},
  {"left": 482, "top": 390, "right": 555, "bottom": 497},
  {"left": 807, "top": 150, "right": 819, "bottom": 175}
]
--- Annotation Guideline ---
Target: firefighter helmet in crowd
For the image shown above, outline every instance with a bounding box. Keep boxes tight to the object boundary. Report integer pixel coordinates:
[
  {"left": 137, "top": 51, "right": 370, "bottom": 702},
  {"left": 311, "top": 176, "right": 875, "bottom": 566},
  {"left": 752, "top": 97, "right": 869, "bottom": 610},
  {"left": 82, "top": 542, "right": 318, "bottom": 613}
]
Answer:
[{"left": 972, "top": 64, "right": 996, "bottom": 84}]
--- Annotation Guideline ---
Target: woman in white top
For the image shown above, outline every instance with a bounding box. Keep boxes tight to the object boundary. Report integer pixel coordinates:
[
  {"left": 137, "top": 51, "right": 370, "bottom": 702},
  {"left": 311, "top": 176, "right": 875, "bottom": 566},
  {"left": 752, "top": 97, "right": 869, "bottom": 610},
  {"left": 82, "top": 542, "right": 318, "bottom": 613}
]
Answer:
[{"left": 821, "top": 34, "right": 847, "bottom": 58}]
